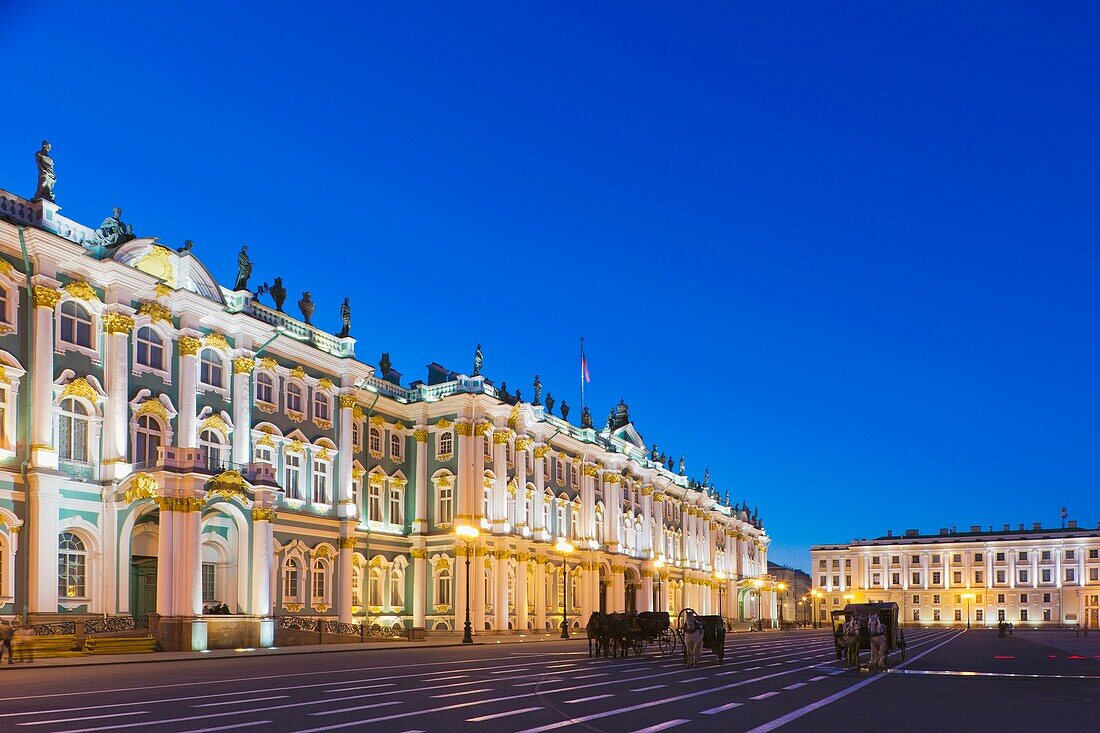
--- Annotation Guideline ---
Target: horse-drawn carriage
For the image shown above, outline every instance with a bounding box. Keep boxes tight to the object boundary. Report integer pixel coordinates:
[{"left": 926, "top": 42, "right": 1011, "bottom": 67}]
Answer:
[
  {"left": 585, "top": 611, "right": 678, "bottom": 658},
  {"left": 677, "top": 608, "right": 725, "bottom": 665},
  {"left": 635, "top": 611, "right": 677, "bottom": 655},
  {"left": 831, "top": 602, "right": 903, "bottom": 670}
]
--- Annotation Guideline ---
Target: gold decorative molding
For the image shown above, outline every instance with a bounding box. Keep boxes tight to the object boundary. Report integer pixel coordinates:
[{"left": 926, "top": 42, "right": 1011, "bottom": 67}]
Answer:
[
  {"left": 289, "top": 365, "right": 307, "bottom": 380},
  {"left": 653, "top": 493, "right": 666, "bottom": 503},
  {"left": 369, "top": 415, "right": 385, "bottom": 426},
  {"left": 232, "top": 357, "right": 256, "bottom": 374},
  {"left": 62, "top": 280, "right": 99, "bottom": 302},
  {"left": 337, "top": 537, "right": 356, "bottom": 549},
  {"left": 605, "top": 473, "right": 621, "bottom": 484},
  {"left": 153, "top": 282, "right": 172, "bottom": 299},
  {"left": 124, "top": 473, "right": 159, "bottom": 503},
  {"left": 202, "top": 332, "right": 229, "bottom": 350},
  {"left": 32, "top": 285, "right": 62, "bottom": 309},
  {"left": 286, "top": 439, "right": 304, "bottom": 454},
  {"left": 474, "top": 422, "right": 492, "bottom": 436},
  {"left": 287, "top": 409, "right": 305, "bottom": 423},
  {"left": 178, "top": 336, "right": 201, "bottom": 356},
  {"left": 317, "top": 377, "right": 334, "bottom": 391},
  {"left": 252, "top": 507, "right": 278, "bottom": 522},
  {"left": 413, "top": 429, "right": 428, "bottom": 443},
  {"left": 60, "top": 377, "right": 98, "bottom": 403},
  {"left": 435, "top": 418, "right": 453, "bottom": 429},
  {"left": 158, "top": 496, "right": 205, "bottom": 512},
  {"left": 641, "top": 485, "right": 654, "bottom": 496},
  {"left": 514, "top": 436, "right": 533, "bottom": 451},
  {"left": 136, "top": 301, "right": 172, "bottom": 324},
  {"left": 283, "top": 603, "right": 303, "bottom": 613},
  {"left": 411, "top": 549, "right": 429, "bottom": 559},
  {"left": 338, "top": 394, "right": 356, "bottom": 409},
  {"left": 207, "top": 469, "right": 249, "bottom": 501},
  {"left": 0, "top": 259, "right": 14, "bottom": 278},
  {"left": 315, "top": 447, "right": 332, "bottom": 461},
  {"left": 582, "top": 464, "right": 599, "bottom": 477},
  {"left": 313, "top": 544, "right": 334, "bottom": 559},
  {"left": 533, "top": 445, "right": 551, "bottom": 459},
  {"left": 352, "top": 405, "right": 365, "bottom": 421},
  {"left": 135, "top": 398, "right": 168, "bottom": 421},
  {"left": 455, "top": 422, "right": 472, "bottom": 436},
  {"left": 259, "top": 356, "right": 277, "bottom": 371},
  {"left": 493, "top": 431, "right": 511, "bottom": 445},
  {"left": 104, "top": 313, "right": 135, "bottom": 334},
  {"left": 313, "top": 417, "right": 333, "bottom": 431},
  {"left": 434, "top": 474, "right": 453, "bottom": 487},
  {"left": 200, "top": 414, "right": 230, "bottom": 436},
  {"left": 256, "top": 433, "right": 275, "bottom": 448}
]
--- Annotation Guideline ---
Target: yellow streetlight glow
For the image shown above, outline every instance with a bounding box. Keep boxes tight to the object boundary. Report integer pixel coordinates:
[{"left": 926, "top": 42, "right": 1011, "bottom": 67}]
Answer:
[
  {"left": 753, "top": 578, "right": 764, "bottom": 589},
  {"left": 654, "top": 557, "right": 665, "bottom": 569},
  {"left": 714, "top": 570, "right": 726, "bottom": 581},
  {"left": 777, "top": 582, "right": 787, "bottom": 591},
  {"left": 455, "top": 524, "right": 480, "bottom": 540},
  {"left": 843, "top": 593, "right": 854, "bottom": 602},
  {"left": 555, "top": 539, "right": 574, "bottom": 555},
  {"left": 961, "top": 592, "right": 976, "bottom": 601}
]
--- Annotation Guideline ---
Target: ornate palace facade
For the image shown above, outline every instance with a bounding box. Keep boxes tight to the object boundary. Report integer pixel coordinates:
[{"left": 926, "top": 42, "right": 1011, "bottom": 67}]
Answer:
[{"left": 0, "top": 159, "right": 771, "bottom": 649}]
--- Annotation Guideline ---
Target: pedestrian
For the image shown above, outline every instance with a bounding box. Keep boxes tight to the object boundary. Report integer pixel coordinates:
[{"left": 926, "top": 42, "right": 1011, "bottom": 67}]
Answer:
[
  {"left": 1085, "top": 624, "right": 1090, "bottom": 638},
  {"left": 1009, "top": 622, "right": 1014, "bottom": 637},
  {"left": 998, "top": 620, "right": 1005, "bottom": 638},
  {"left": 1075, "top": 623, "right": 1080, "bottom": 638},
  {"left": 13, "top": 622, "right": 33, "bottom": 663},
  {"left": 0, "top": 620, "right": 14, "bottom": 664}
]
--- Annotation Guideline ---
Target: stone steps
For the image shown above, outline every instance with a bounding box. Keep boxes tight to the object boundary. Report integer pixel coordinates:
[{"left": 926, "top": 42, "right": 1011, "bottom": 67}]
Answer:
[{"left": 83, "top": 636, "right": 157, "bottom": 655}]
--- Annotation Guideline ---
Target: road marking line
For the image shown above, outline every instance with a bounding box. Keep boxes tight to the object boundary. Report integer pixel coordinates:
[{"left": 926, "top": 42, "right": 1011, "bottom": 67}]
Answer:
[
  {"left": 177, "top": 723, "right": 272, "bottom": 733},
  {"left": 194, "top": 696, "right": 288, "bottom": 708},
  {"left": 432, "top": 688, "right": 493, "bottom": 698},
  {"left": 783, "top": 683, "right": 806, "bottom": 690},
  {"left": 426, "top": 675, "right": 467, "bottom": 681},
  {"left": 751, "top": 692, "right": 779, "bottom": 700},
  {"left": 565, "top": 694, "right": 615, "bottom": 704},
  {"left": 746, "top": 666, "right": 762, "bottom": 670},
  {"left": 515, "top": 680, "right": 563, "bottom": 686},
  {"left": 572, "top": 673, "right": 609, "bottom": 679},
  {"left": 47, "top": 712, "right": 270, "bottom": 733},
  {"left": 809, "top": 676, "right": 827, "bottom": 681},
  {"left": 467, "top": 706, "right": 544, "bottom": 722},
  {"left": 715, "top": 670, "right": 740, "bottom": 676},
  {"left": 17, "top": 711, "right": 150, "bottom": 726},
  {"left": 629, "top": 720, "right": 690, "bottom": 733},
  {"left": 308, "top": 702, "right": 402, "bottom": 715},
  {"left": 631, "top": 684, "right": 667, "bottom": 691},
  {"left": 767, "top": 662, "right": 784, "bottom": 667},
  {"left": 739, "top": 630, "right": 964, "bottom": 733},
  {"left": 679, "top": 677, "right": 707, "bottom": 683},
  {"left": 325, "top": 683, "right": 398, "bottom": 692},
  {"left": 701, "top": 702, "right": 743, "bottom": 714}
]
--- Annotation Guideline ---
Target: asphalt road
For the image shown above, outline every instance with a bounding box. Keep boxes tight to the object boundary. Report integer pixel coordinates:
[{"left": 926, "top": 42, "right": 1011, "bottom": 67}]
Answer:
[{"left": 0, "top": 627, "right": 1096, "bottom": 733}]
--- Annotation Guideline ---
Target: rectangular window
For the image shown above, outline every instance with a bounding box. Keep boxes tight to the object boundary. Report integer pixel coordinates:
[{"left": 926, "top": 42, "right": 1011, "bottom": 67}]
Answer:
[
  {"left": 1043, "top": 608, "right": 1051, "bottom": 621},
  {"left": 833, "top": 559, "right": 840, "bottom": 568},
  {"left": 933, "top": 594, "right": 940, "bottom": 604},
  {"left": 369, "top": 484, "right": 383, "bottom": 522},
  {"left": 872, "top": 573, "right": 880, "bottom": 585},
  {"left": 1066, "top": 568, "right": 1076, "bottom": 583},
  {"left": 833, "top": 575, "right": 840, "bottom": 586},
  {"left": 1091, "top": 568, "right": 1099, "bottom": 582},
  {"left": 892, "top": 573, "right": 900, "bottom": 585},
  {"left": 912, "top": 594, "right": 920, "bottom": 605},
  {"left": 284, "top": 453, "right": 302, "bottom": 499},
  {"left": 933, "top": 609, "right": 941, "bottom": 621},
  {"left": 1018, "top": 551, "right": 1028, "bottom": 563},
  {"left": 932, "top": 572, "right": 941, "bottom": 584},
  {"left": 911, "top": 555, "right": 920, "bottom": 564},
  {"left": 891, "top": 555, "right": 900, "bottom": 565},
  {"left": 996, "top": 552, "right": 1005, "bottom": 562},
  {"left": 844, "top": 559, "right": 851, "bottom": 568},
  {"left": 953, "top": 554, "right": 962, "bottom": 563},
  {"left": 872, "top": 556, "right": 880, "bottom": 565},
  {"left": 975, "top": 571, "right": 984, "bottom": 584},
  {"left": 953, "top": 572, "right": 962, "bottom": 584},
  {"left": 975, "top": 609, "right": 983, "bottom": 621},
  {"left": 975, "top": 553, "right": 983, "bottom": 562},
  {"left": 997, "top": 593, "right": 1005, "bottom": 603},
  {"left": 819, "top": 560, "right": 826, "bottom": 569},
  {"left": 1042, "top": 569, "right": 1051, "bottom": 583},
  {"left": 1066, "top": 550, "right": 1076, "bottom": 561},
  {"left": 1020, "top": 593, "right": 1028, "bottom": 603},
  {"left": 996, "top": 570, "right": 1005, "bottom": 584},
  {"left": 954, "top": 609, "right": 962, "bottom": 621},
  {"left": 1018, "top": 569, "right": 1029, "bottom": 584},
  {"left": 820, "top": 575, "right": 826, "bottom": 587},
  {"left": 389, "top": 489, "right": 403, "bottom": 526},
  {"left": 202, "top": 563, "right": 216, "bottom": 603},
  {"left": 912, "top": 572, "right": 921, "bottom": 585},
  {"left": 998, "top": 609, "right": 1006, "bottom": 621},
  {"left": 1090, "top": 549, "right": 1099, "bottom": 560},
  {"left": 437, "top": 485, "right": 453, "bottom": 525},
  {"left": 1043, "top": 593, "right": 1051, "bottom": 603},
  {"left": 1042, "top": 550, "right": 1051, "bottom": 561},
  {"left": 311, "top": 461, "right": 329, "bottom": 504},
  {"left": 844, "top": 574, "right": 851, "bottom": 587},
  {"left": 912, "top": 609, "right": 920, "bottom": 622},
  {"left": 1020, "top": 609, "right": 1028, "bottom": 621},
  {"left": 312, "top": 566, "right": 326, "bottom": 600}
]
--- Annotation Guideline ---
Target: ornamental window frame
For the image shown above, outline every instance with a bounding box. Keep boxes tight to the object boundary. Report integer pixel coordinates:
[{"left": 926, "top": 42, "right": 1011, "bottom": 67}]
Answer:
[
  {"left": 198, "top": 348, "right": 227, "bottom": 392},
  {"left": 56, "top": 297, "right": 99, "bottom": 357},
  {"left": 284, "top": 449, "right": 303, "bottom": 501},
  {"left": 311, "top": 557, "right": 331, "bottom": 606},
  {"left": 132, "top": 414, "right": 164, "bottom": 466},
  {"left": 198, "top": 428, "right": 227, "bottom": 469},
  {"left": 285, "top": 380, "right": 305, "bottom": 419},
  {"left": 432, "top": 470, "right": 454, "bottom": 527},
  {"left": 368, "top": 475, "right": 384, "bottom": 523},
  {"left": 352, "top": 420, "right": 363, "bottom": 452},
  {"left": 255, "top": 372, "right": 276, "bottom": 410},
  {"left": 282, "top": 555, "right": 304, "bottom": 605},
  {"left": 133, "top": 323, "right": 171, "bottom": 381},
  {"left": 389, "top": 482, "right": 404, "bottom": 526},
  {"left": 311, "top": 457, "right": 331, "bottom": 506},
  {"left": 0, "top": 265, "right": 24, "bottom": 335},
  {"left": 432, "top": 559, "right": 453, "bottom": 606},
  {"left": 436, "top": 429, "right": 453, "bottom": 460},
  {"left": 368, "top": 565, "right": 384, "bottom": 607},
  {"left": 313, "top": 389, "right": 331, "bottom": 423},
  {"left": 389, "top": 431, "right": 403, "bottom": 462},
  {"left": 388, "top": 557, "right": 407, "bottom": 610},
  {"left": 58, "top": 530, "right": 88, "bottom": 600},
  {"left": 0, "top": 353, "right": 25, "bottom": 457},
  {"left": 368, "top": 426, "right": 382, "bottom": 456}
]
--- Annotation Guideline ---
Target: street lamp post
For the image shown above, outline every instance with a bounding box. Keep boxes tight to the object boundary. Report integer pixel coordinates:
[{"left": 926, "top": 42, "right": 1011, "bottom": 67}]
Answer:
[
  {"left": 456, "top": 524, "right": 480, "bottom": 644},
  {"left": 557, "top": 539, "right": 574, "bottom": 639},
  {"left": 715, "top": 571, "right": 726, "bottom": 620},
  {"left": 962, "top": 592, "right": 975, "bottom": 630},
  {"left": 777, "top": 582, "right": 787, "bottom": 625},
  {"left": 753, "top": 578, "right": 764, "bottom": 629},
  {"left": 811, "top": 589, "right": 823, "bottom": 629}
]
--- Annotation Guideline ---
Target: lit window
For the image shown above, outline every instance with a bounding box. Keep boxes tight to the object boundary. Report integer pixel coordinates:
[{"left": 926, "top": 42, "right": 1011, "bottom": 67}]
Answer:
[
  {"left": 311, "top": 560, "right": 327, "bottom": 601},
  {"left": 284, "top": 453, "right": 302, "bottom": 499},
  {"left": 286, "top": 383, "right": 303, "bottom": 413},
  {"left": 59, "top": 301, "right": 93, "bottom": 348},
  {"left": 390, "top": 432, "right": 402, "bottom": 461},
  {"left": 437, "top": 430, "right": 453, "bottom": 458},
  {"left": 283, "top": 559, "right": 301, "bottom": 601},
  {"left": 135, "top": 327, "right": 164, "bottom": 370},
  {"left": 389, "top": 486, "right": 404, "bottom": 526},
  {"left": 313, "top": 392, "right": 330, "bottom": 421},
  {"left": 312, "top": 460, "right": 329, "bottom": 504},
  {"left": 369, "top": 482, "right": 383, "bottom": 522},
  {"left": 436, "top": 483, "right": 453, "bottom": 525},
  {"left": 369, "top": 427, "right": 382, "bottom": 454},
  {"left": 58, "top": 532, "right": 87, "bottom": 598},
  {"left": 389, "top": 568, "right": 404, "bottom": 608},
  {"left": 133, "top": 415, "right": 162, "bottom": 465},
  {"left": 58, "top": 397, "right": 90, "bottom": 463},
  {"left": 369, "top": 567, "right": 383, "bottom": 606},
  {"left": 198, "top": 429, "right": 225, "bottom": 469},
  {"left": 435, "top": 567, "right": 452, "bottom": 605},
  {"left": 202, "top": 563, "right": 216, "bottom": 603},
  {"left": 256, "top": 373, "right": 275, "bottom": 406}
]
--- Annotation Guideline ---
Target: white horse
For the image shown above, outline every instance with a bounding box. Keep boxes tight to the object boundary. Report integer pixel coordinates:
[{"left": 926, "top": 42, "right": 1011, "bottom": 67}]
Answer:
[
  {"left": 868, "top": 615, "right": 887, "bottom": 671},
  {"left": 842, "top": 616, "right": 862, "bottom": 669},
  {"left": 682, "top": 610, "right": 705, "bottom": 668}
]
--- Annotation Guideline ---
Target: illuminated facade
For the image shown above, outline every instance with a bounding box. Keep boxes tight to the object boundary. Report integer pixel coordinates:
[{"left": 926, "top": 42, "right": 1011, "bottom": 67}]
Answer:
[
  {"left": 811, "top": 523, "right": 1100, "bottom": 628},
  {"left": 0, "top": 165, "right": 772, "bottom": 649}
]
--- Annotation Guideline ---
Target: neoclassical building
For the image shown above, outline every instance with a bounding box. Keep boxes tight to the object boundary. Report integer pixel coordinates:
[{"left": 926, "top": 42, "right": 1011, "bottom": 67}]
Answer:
[
  {"left": 811, "top": 522, "right": 1100, "bottom": 628},
  {"left": 0, "top": 162, "right": 772, "bottom": 649}
]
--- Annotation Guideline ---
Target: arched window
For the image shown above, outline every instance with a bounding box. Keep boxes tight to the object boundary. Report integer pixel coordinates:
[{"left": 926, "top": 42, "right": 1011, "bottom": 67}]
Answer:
[
  {"left": 389, "top": 432, "right": 402, "bottom": 461},
  {"left": 58, "top": 532, "right": 86, "bottom": 598},
  {"left": 570, "top": 505, "right": 580, "bottom": 540},
  {"left": 256, "top": 373, "right": 275, "bottom": 407},
  {"left": 313, "top": 391, "right": 330, "bottom": 421},
  {"left": 484, "top": 567, "right": 494, "bottom": 607},
  {"left": 311, "top": 559, "right": 327, "bottom": 602},
  {"left": 352, "top": 566, "right": 363, "bottom": 606},
  {"left": 133, "top": 415, "right": 162, "bottom": 465},
  {"left": 59, "top": 301, "right": 93, "bottom": 348},
  {"left": 135, "top": 327, "right": 164, "bottom": 370},
  {"left": 0, "top": 284, "right": 9, "bottom": 324},
  {"left": 199, "top": 350, "right": 224, "bottom": 388},
  {"left": 58, "top": 397, "right": 90, "bottom": 463},
  {"left": 286, "top": 383, "right": 303, "bottom": 413},
  {"left": 436, "top": 483, "right": 453, "bottom": 525},
  {"left": 389, "top": 566, "right": 404, "bottom": 608},
  {"left": 352, "top": 421, "right": 362, "bottom": 450},
  {"left": 595, "top": 504, "right": 605, "bottom": 543},
  {"left": 368, "top": 567, "right": 384, "bottom": 606},
  {"left": 198, "top": 428, "right": 225, "bottom": 468},
  {"left": 570, "top": 572, "right": 580, "bottom": 611},
  {"left": 368, "top": 427, "right": 381, "bottom": 454},
  {"left": 437, "top": 430, "right": 453, "bottom": 458},
  {"left": 435, "top": 566, "right": 452, "bottom": 606},
  {"left": 283, "top": 558, "right": 301, "bottom": 602}
]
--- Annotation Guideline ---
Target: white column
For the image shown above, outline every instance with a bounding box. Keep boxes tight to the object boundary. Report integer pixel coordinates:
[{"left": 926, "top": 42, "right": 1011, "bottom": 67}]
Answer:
[
  {"left": 641, "top": 488, "right": 653, "bottom": 553},
  {"left": 412, "top": 428, "right": 429, "bottom": 534},
  {"left": 455, "top": 542, "right": 470, "bottom": 636},
  {"left": 337, "top": 535, "right": 353, "bottom": 624},
  {"left": 230, "top": 357, "right": 252, "bottom": 465},
  {"left": 250, "top": 507, "right": 274, "bottom": 616},
  {"left": 494, "top": 552, "right": 508, "bottom": 631},
  {"left": 533, "top": 447, "right": 548, "bottom": 540},
  {"left": 492, "top": 432, "right": 507, "bottom": 533},
  {"left": 337, "top": 395, "right": 356, "bottom": 518},
  {"left": 156, "top": 501, "right": 176, "bottom": 616},
  {"left": 177, "top": 336, "right": 201, "bottom": 448},
  {"left": 102, "top": 314, "right": 134, "bottom": 476},
  {"left": 605, "top": 474, "right": 620, "bottom": 551},
  {"left": 516, "top": 554, "right": 529, "bottom": 631},
  {"left": 30, "top": 284, "right": 58, "bottom": 468},
  {"left": 27, "top": 474, "right": 61, "bottom": 612},
  {"left": 473, "top": 547, "right": 486, "bottom": 631},
  {"left": 534, "top": 559, "right": 547, "bottom": 630},
  {"left": 514, "top": 440, "right": 528, "bottom": 531},
  {"left": 412, "top": 550, "right": 427, "bottom": 627},
  {"left": 581, "top": 465, "right": 596, "bottom": 540}
]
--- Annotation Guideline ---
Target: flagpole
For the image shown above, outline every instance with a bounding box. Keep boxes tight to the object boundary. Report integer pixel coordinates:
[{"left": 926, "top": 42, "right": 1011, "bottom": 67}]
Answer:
[{"left": 580, "top": 336, "right": 585, "bottom": 413}]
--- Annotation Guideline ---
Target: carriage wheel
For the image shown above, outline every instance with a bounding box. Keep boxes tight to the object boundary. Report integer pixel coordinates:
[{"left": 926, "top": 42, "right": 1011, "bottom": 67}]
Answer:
[
  {"left": 658, "top": 630, "right": 675, "bottom": 655},
  {"left": 632, "top": 637, "right": 647, "bottom": 657}
]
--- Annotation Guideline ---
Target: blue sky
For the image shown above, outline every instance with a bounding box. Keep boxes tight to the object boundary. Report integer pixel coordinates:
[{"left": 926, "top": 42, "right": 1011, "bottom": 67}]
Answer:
[{"left": 3, "top": 2, "right": 1098, "bottom": 569}]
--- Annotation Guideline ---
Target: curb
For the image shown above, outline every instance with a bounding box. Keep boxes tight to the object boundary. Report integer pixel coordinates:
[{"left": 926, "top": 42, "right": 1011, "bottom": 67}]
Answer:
[{"left": 0, "top": 636, "right": 588, "bottom": 671}]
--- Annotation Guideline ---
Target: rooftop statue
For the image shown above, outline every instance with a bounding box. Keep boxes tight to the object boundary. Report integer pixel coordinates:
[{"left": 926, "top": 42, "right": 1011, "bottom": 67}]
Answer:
[
  {"left": 89, "top": 207, "right": 135, "bottom": 250},
  {"left": 379, "top": 352, "right": 392, "bottom": 379},
  {"left": 233, "top": 246, "right": 252, "bottom": 291},
  {"left": 607, "top": 408, "right": 615, "bottom": 430},
  {"left": 298, "top": 291, "right": 314, "bottom": 325},
  {"left": 545, "top": 393, "right": 555, "bottom": 415},
  {"left": 533, "top": 375, "right": 542, "bottom": 405},
  {"left": 581, "top": 406, "right": 593, "bottom": 429},
  {"left": 177, "top": 239, "right": 194, "bottom": 253},
  {"left": 560, "top": 401, "right": 570, "bottom": 421},
  {"left": 514, "top": 388, "right": 522, "bottom": 403},
  {"left": 667, "top": 458, "right": 674, "bottom": 472},
  {"left": 650, "top": 443, "right": 659, "bottom": 462},
  {"left": 679, "top": 456, "right": 685, "bottom": 475},
  {"left": 703, "top": 467, "right": 710, "bottom": 486},
  {"left": 473, "top": 344, "right": 483, "bottom": 376},
  {"left": 256, "top": 277, "right": 287, "bottom": 311},
  {"left": 499, "top": 381, "right": 508, "bottom": 400},
  {"left": 337, "top": 297, "right": 351, "bottom": 337},
  {"left": 34, "top": 140, "right": 56, "bottom": 202}
]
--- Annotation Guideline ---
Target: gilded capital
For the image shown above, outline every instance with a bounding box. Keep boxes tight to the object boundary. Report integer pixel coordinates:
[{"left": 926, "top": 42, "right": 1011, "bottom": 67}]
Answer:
[
  {"left": 605, "top": 473, "right": 621, "bottom": 484},
  {"left": 62, "top": 280, "right": 99, "bottom": 302},
  {"left": 32, "top": 285, "right": 62, "bottom": 309},
  {"left": 582, "top": 464, "right": 599, "bottom": 477},
  {"left": 104, "top": 313, "right": 135, "bottom": 334},
  {"left": 413, "top": 429, "right": 429, "bottom": 443},
  {"left": 337, "top": 537, "right": 356, "bottom": 549},
  {"left": 338, "top": 394, "right": 356, "bottom": 409},
  {"left": 514, "top": 436, "right": 533, "bottom": 451},
  {"left": 232, "top": 357, "right": 256, "bottom": 374},
  {"left": 202, "top": 332, "right": 229, "bottom": 350},
  {"left": 411, "top": 549, "right": 428, "bottom": 559},
  {"left": 137, "top": 301, "right": 172, "bottom": 324},
  {"left": 178, "top": 336, "right": 202, "bottom": 356},
  {"left": 252, "top": 507, "right": 278, "bottom": 522},
  {"left": 641, "top": 485, "right": 654, "bottom": 496},
  {"left": 455, "top": 422, "right": 473, "bottom": 436},
  {"left": 533, "top": 445, "right": 552, "bottom": 459},
  {"left": 474, "top": 422, "right": 492, "bottom": 437},
  {"left": 492, "top": 431, "right": 511, "bottom": 445}
]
